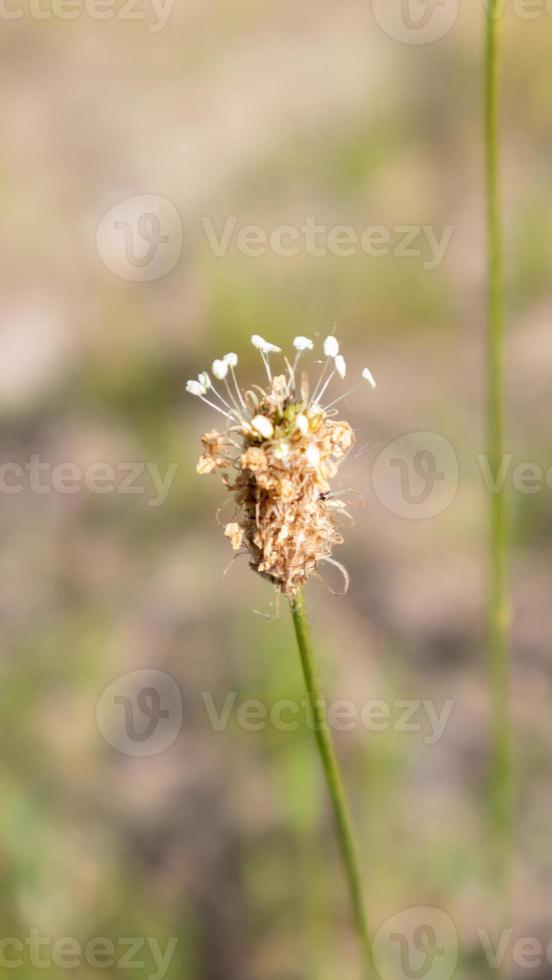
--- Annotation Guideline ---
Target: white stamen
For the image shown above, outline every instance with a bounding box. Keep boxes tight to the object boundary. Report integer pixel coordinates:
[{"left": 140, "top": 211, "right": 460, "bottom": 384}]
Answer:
[
  {"left": 310, "top": 359, "right": 330, "bottom": 404},
  {"left": 251, "top": 415, "right": 274, "bottom": 439},
  {"left": 203, "top": 364, "right": 239, "bottom": 414},
  {"left": 212, "top": 359, "right": 229, "bottom": 381},
  {"left": 251, "top": 335, "right": 273, "bottom": 381},
  {"left": 311, "top": 336, "right": 340, "bottom": 402},
  {"left": 295, "top": 414, "right": 309, "bottom": 436},
  {"left": 283, "top": 356, "right": 296, "bottom": 396},
  {"left": 186, "top": 381, "right": 235, "bottom": 420},
  {"left": 305, "top": 445, "right": 320, "bottom": 468},
  {"left": 201, "top": 375, "right": 234, "bottom": 412},
  {"left": 225, "top": 354, "right": 246, "bottom": 409},
  {"left": 362, "top": 367, "right": 376, "bottom": 388},
  {"left": 335, "top": 355, "right": 347, "bottom": 379},
  {"left": 322, "top": 390, "right": 354, "bottom": 410},
  {"left": 223, "top": 375, "right": 241, "bottom": 413},
  {"left": 198, "top": 372, "right": 211, "bottom": 388},
  {"left": 291, "top": 338, "right": 312, "bottom": 393},
  {"left": 323, "top": 336, "right": 339, "bottom": 358},
  {"left": 293, "top": 336, "right": 313, "bottom": 351},
  {"left": 323, "top": 374, "right": 372, "bottom": 411},
  {"left": 322, "top": 368, "right": 376, "bottom": 411},
  {"left": 316, "top": 368, "right": 336, "bottom": 404},
  {"left": 200, "top": 398, "right": 235, "bottom": 421}
]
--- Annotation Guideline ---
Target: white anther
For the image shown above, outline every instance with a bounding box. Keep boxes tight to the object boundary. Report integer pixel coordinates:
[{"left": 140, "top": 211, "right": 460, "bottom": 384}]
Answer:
[
  {"left": 212, "top": 359, "right": 229, "bottom": 380},
  {"left": 251, "top": 415, "right": 274, "bottom": 439},
  {"left": 295, "top": 414, "right": 309, "bottom": 436},
  {"left": 251, "top": 334, "right": 281, "bottom": 354},
  {"left": 293, "top": 336, "right": 314, "bottom": 351},
  {"left": 323, "top": 336, "right": 339, "bottom": 358},
  {"left": 186, "top": 380, "right": 206, "bottom": 396},
  {"left": 305, "top": 445, "right": 320, "bottom": 468},
  {"left": 335, "top": 355, "right": 347, "bottom": 379},
  {"left": 198, "top": 372, "right": 211, "bottom": 388},
  {"left": 361, "top": 367, "right": 376, "bottom": 388},
  {"left": 224, "top": 352, "right": 238, "bottom": 367}
]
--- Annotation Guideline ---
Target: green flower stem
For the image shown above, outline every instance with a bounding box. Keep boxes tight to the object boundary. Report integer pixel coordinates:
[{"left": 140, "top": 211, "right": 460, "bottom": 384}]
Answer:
[
  {"left": 290, "top": 588, "right": 373, "bottom": 977},
  {"left": 485, "top": 0, "right": 513, "bottom": 912}
]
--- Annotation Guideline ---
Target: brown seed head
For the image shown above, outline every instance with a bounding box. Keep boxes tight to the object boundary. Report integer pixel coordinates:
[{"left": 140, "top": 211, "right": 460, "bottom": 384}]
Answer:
[{"left": 186, "top": 336, "right": 376, "bottom": 598}]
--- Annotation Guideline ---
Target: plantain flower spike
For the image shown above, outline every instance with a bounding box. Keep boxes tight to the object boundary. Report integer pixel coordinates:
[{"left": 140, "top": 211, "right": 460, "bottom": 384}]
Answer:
[{"left": 186, "top": 335, "right": 376, "bottom": 598}]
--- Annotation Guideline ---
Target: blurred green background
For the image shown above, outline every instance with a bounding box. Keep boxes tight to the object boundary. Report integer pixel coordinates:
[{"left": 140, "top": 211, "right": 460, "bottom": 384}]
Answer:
[{"left": 1, "top": 1, "right": 552, "bottom": 977}]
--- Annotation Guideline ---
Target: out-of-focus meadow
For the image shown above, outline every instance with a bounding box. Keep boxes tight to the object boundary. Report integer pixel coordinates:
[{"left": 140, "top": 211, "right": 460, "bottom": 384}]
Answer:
[{"left": 1, "top": 2, "right": 552, "bottom": 977}]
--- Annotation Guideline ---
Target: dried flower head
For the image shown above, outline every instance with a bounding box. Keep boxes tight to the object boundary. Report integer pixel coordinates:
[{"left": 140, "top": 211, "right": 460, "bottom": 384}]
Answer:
[{"left": 186, "top": 335, "right": 376, "bottom": 598}]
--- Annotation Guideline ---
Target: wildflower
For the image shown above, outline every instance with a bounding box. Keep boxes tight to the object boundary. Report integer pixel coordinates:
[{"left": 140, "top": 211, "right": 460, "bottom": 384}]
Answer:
[{"left": 186, "top": 334, "right": 376, "bottom": 598}]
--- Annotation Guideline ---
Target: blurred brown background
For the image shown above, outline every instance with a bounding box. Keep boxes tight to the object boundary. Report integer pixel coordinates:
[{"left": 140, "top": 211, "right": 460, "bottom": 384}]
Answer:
[{"left": 1, "top": 1, "right": 552, "bottom": 977}]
